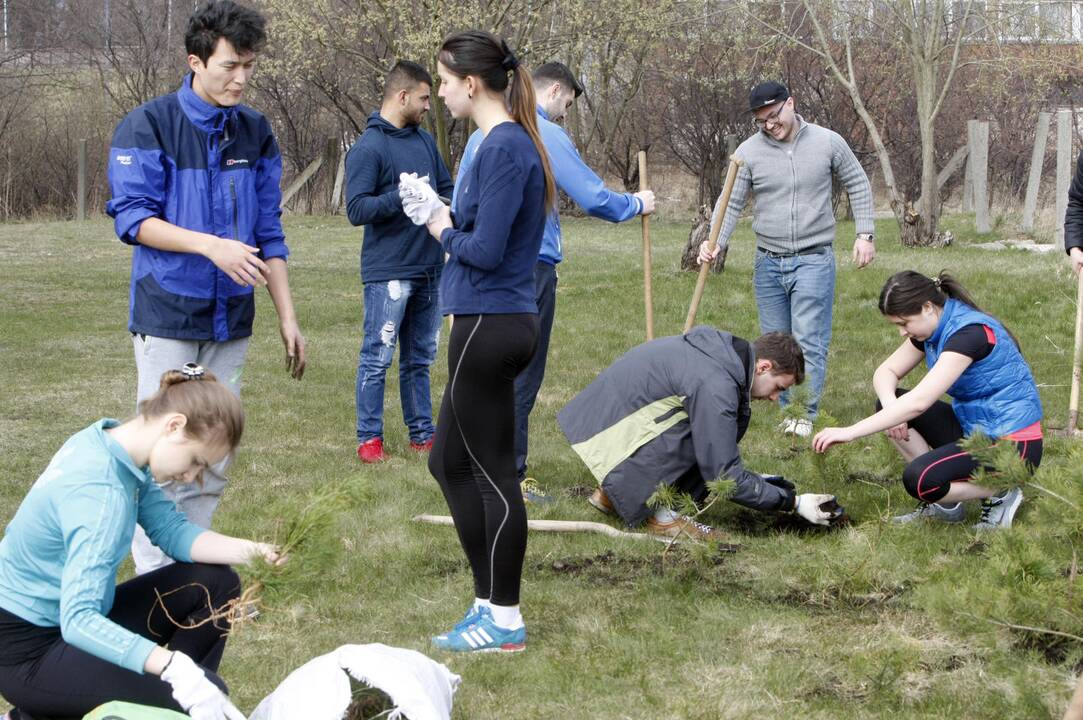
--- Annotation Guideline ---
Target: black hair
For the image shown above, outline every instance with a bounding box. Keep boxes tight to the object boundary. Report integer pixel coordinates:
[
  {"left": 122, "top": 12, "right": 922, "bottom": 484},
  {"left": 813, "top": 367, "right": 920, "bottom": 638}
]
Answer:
[
  {"left": 438, "top": 30, "right": 556, "bottom": 210},
  {"left": 753, "top": 332, "right": 805, "bottom": 384},
  {"left": 532, "top": 62, "right": 584, "bottom": 97},
  {"left": 384, "top": 60, "right": 434, "bottom": 99},
  {"left": 879, "top": 270, "right": 1021, "bottom": 348},
  {"left": 185, "top": 0, "right": 267, "bottom": 65}
]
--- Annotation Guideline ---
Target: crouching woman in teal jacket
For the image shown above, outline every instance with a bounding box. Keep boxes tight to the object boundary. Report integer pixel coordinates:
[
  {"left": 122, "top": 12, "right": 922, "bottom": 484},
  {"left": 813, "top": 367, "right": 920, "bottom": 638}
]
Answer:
[
  {"left": 813, "top": 271, "right": 1043, "bottom": 530},
  {"left": 0, "top": 365, "right": 283, "bottom": 720}
]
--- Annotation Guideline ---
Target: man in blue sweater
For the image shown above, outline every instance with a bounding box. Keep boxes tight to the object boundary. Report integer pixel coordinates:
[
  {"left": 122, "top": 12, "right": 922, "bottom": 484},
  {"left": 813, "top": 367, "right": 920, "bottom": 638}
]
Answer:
[
  {"left": 346, "top": 61, "right": 454, "bottom": 463},
  {"left": 454, "top": 61, "right": 655, "bottom": 496}
]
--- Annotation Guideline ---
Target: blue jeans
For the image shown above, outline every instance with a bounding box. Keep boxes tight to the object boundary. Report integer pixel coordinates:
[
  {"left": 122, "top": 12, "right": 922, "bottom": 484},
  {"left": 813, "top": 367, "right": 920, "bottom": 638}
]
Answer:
[
  {"left": 514, "top": 261, "right": 558, "bottom": 480},
  {"left": 753, "top": 246, "right": 836, "bottom": 419},
  {"left": 356, "top": 277, "right": 441, "bottom": 442}
]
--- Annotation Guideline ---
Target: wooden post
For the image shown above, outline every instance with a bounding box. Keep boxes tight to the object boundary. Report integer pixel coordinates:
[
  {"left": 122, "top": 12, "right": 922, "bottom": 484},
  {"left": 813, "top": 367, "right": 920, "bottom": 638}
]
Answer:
[
  {"left": 77, "top": 139, "right": 87, "bottom": 221},
  {"left": 1021, "top": 111, "right": 1051, "bottom": 233},
  {"left": 725, "top": 134, "right": 737, "bottom": 160},
  {"left": 1057, "top": 108, "right": 1073, "bottom": 249},
  {"left": 330, "top": 145, "right": 346, "bottom": 215},
  {"left": 280, "top": 156, "right": 324, "bottom": 210},
  {"left": 968, "top": 120, "right": 990, "bottom": 233},
  {"left": 963, "top": 155, "right": 973, "bottom": 212},
  {"left": 1069, "top": 272, "right": 1083, "bottom": 432},
  {"left": 638, "top": 150, "right": 654, "bottom": 341}
]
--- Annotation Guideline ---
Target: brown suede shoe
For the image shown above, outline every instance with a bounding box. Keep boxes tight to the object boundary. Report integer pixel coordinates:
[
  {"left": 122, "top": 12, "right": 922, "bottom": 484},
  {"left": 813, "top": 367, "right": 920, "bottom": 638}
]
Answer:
[
  {"left": 588, "top": 487, "right": 615, "bottom": 516},
  {"left": 645, "top": 514, "right": 726, "bottom": 542}
]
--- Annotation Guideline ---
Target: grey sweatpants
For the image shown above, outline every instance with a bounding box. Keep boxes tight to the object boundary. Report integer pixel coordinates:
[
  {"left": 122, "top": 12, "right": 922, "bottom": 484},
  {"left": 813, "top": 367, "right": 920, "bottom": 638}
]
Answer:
[{"left": 130, "top": 333, "right": 249, "bottom": 575}]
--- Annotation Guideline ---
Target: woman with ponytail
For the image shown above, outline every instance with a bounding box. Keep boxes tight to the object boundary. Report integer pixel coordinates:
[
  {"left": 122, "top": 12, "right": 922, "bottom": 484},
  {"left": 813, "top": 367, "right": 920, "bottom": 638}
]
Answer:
[
  {"left": 812, "top": 271, "right": 1043, "bottom": 530},
  {"left": 420, "top": 30, "right": 553, "bottom": 653},
  {"left": 0, "top": 366, "right": 283, "bottom": 720}
]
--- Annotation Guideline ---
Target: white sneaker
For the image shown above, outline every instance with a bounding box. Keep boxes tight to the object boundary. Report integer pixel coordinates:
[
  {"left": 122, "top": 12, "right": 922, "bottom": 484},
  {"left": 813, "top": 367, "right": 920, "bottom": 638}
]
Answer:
[{"left": 778, "top": 418, "right": 813, "bottom": 438}]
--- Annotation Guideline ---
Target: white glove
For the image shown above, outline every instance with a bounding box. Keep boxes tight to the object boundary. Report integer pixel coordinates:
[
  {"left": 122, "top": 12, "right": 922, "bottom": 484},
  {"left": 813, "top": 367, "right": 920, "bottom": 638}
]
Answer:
[
  {"left": 793, "top": 494, "right": 837, "bottom": 526},
  {"left": 162, "top": 651, "right": 247, "bottom": 720},
  {"left": 398, "top": 172, "right": 445, "bottom": 226}
]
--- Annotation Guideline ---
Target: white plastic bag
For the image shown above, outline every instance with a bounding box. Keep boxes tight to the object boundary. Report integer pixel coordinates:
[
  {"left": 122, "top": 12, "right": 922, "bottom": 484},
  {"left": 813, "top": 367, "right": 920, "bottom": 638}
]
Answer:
[{"left": 249, "top": 643, "right": 460, "bottom": 720}]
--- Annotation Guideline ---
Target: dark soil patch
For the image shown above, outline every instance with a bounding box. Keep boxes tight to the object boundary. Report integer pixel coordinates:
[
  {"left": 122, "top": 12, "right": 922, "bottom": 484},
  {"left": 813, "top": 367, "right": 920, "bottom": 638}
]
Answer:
[
  {"left": 1013, "top": 629, "right": 1083, "bottom": 671},
  {"left": 719, "top": 508, "right": 852, "bottom": 537},
  {"left": 536, "top": 547, "right": 739, "bottom": 585}
]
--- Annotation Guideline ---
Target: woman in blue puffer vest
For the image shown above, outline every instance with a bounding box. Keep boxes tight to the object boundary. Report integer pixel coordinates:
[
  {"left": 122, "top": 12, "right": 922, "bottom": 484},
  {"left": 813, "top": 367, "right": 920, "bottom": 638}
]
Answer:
[{"left": 813, "top": 270, "right": 1042, "bottom": 530}]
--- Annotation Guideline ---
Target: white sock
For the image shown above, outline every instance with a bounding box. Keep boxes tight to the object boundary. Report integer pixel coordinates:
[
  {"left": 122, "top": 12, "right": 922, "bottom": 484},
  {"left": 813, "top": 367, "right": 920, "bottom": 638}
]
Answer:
[
  {"left": 653, "top": 507, "right": 679, "bottom": 523},
  {"left": 473, "top": 597, "right": 491, "bottom": 612},
  {"left": 935, "top": 502, "right": 961, "bottom": 509},
  {"left": 488, "top": 603, "right": 524, "bottom": 630}
]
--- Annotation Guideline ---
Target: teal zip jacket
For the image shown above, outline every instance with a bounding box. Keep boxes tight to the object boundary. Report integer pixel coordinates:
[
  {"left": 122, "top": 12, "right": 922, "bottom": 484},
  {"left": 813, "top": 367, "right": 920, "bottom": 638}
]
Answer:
[{"left": 0, "top": 420, "right": 205, "bottom": 673}]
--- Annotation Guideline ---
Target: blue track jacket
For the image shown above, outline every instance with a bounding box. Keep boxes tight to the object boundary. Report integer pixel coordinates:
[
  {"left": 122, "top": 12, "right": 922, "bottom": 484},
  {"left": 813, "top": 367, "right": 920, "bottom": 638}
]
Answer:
[
  {"left": 0, "top": 420, "right": 205, "bottom": 674},
  {"left": 453, "top": 107, "right": 641, "bottom": 266},
  {"left": 106, "top": 75, "right": 288, "bottom": 342}
]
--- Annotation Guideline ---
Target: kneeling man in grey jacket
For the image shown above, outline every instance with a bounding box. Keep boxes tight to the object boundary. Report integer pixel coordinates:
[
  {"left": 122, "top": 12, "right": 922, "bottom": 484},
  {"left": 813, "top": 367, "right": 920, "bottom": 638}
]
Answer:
[{"left": 558, "top": 327, "right": 837, "bottom": 539}]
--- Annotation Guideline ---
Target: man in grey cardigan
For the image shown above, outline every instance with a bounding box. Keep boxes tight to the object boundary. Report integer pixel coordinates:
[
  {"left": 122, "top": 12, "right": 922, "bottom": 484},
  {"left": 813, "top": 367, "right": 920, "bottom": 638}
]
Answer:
[
  {"left": 559, "top": 327, "right": 838, "bottom": 540},
  {"left": 700, "top": 82, "right": 875, "bottom": 437}
]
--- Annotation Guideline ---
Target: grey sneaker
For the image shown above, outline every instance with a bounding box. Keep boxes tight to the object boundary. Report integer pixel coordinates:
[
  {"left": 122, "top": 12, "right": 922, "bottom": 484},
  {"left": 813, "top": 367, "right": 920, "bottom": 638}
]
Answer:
[
  {"left": 973, "top": 487, "right": 1023, "bottom": 531},
  {"left": 892, "top": 501, "right": 965, "bottom": 524}
]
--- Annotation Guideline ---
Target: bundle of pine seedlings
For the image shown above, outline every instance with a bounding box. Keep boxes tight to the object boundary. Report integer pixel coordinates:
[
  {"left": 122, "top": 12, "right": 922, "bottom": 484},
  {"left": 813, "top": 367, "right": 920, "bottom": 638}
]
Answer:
[{"left": 228, "top": 482, "right": 353, "bottom": 628}]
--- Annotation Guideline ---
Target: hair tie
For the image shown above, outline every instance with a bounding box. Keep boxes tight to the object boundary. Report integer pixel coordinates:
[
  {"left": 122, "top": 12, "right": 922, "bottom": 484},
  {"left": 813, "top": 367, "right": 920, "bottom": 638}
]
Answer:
[
  {"left": 180, "top": 362, "right": 206, "bottom": 380},
  {"left": 501, "top": 52, "right": 519, "bottom": 72},
  {"left": 930, "top": 276, "right": 942, "bottom": 289}
]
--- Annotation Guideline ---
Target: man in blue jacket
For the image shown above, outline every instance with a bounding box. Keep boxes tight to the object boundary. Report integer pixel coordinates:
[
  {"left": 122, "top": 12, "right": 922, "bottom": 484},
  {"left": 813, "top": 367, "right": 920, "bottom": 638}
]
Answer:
[
  {"left": 453, "top": 61, "right": 656, "bottom": 495},
  {"left": 106, "top": 0, "right": 305, "bottom": 574},
  {"left": 346, "top": 61, "right": 454, "bottom": 463}
]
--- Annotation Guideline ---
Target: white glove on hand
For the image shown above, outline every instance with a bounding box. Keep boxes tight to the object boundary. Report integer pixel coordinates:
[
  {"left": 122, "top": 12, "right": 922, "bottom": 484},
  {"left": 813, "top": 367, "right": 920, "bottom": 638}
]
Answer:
[
  {"left": 162, "top": 651, "right": 247, "bottom": 720},
  {"left": 793, "top": 494, "right": 837, "bottom": 526},
  {"left": 398, "top": 172, "right": 445, "bottom": 226}
]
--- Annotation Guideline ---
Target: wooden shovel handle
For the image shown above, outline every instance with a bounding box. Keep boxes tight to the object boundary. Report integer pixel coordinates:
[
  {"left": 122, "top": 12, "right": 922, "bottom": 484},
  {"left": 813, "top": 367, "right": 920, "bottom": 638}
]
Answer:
[{"left": 684, "top": 158, "right": 743, "bottom": 333}]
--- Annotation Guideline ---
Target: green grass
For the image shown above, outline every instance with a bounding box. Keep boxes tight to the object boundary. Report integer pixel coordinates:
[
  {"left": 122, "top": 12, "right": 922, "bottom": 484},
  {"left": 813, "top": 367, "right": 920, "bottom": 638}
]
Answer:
[{"left": 2, "top": 214, "right": 1083, "bottom": 719}]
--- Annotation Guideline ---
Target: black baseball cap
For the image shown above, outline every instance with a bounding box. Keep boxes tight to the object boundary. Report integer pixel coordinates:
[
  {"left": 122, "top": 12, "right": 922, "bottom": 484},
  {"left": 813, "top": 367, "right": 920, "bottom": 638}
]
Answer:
[{"left": 749, "top": 82, "right": 790, "bottom": 112}]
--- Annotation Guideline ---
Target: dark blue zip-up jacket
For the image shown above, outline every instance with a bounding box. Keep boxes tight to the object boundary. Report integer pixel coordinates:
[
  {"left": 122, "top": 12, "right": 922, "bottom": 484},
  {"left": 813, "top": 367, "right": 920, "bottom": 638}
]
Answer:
[
  {"left": 439, "top": 122, "right": 546, "bottom": 316},
  {"left": 106, "top": 75, "right": 288, "bottom": 341},
  {"left": 926, "top": 298, "right": 1042, "bottom": 438},
  {"left": 345, "top": 112, "right": 453, "bottom": 284}
]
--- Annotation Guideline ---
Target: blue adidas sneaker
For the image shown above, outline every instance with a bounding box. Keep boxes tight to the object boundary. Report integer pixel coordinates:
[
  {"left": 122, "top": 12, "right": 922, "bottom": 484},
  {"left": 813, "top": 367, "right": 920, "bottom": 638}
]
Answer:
[{"left": 431, "top": 606, "right": 526, "bottom": 653}]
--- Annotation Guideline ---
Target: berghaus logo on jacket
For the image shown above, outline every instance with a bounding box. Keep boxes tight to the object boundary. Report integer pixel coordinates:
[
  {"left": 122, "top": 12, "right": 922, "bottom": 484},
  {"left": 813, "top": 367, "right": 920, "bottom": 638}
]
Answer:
[{"left": 226, "top": 158, "right": 249, "bottom": 166}]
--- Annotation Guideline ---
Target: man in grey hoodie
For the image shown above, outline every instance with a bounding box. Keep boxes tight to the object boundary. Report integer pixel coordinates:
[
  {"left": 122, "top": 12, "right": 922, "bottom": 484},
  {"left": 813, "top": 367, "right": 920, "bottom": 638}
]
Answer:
[
  {"left": 559, "top": 327, "right": 838, "bottom": 539},
  {"left": 700, "top": 82, "right": 875, "bottom": 438}
]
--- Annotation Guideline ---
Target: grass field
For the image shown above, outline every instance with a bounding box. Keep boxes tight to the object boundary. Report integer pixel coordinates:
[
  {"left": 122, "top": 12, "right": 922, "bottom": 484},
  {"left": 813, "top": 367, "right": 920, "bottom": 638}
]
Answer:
[{"left": 3, "top": 213, "right": 1083, "bottom": 719}]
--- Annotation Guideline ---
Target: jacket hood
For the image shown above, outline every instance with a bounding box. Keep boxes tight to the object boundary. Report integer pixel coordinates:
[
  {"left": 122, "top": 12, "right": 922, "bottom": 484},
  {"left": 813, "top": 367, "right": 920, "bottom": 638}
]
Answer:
[
  {"left": 683, "top": 325, "right": 752, "bottom": 387},
  {"left": 366, "top": 111, "right": 423, "bottom": 139}
]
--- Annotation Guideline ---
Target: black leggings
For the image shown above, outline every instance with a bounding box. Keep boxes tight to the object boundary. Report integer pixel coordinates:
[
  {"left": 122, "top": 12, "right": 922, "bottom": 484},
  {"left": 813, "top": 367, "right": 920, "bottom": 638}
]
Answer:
[
  {"left": 877, "top": 390, "right": 1043, "bottom": 503},
  {"left": 429, "top": 313, "right": 538, "bottom": 607},
  {"left": 0, "top": 562, "right": 240, "bottom": 720}
]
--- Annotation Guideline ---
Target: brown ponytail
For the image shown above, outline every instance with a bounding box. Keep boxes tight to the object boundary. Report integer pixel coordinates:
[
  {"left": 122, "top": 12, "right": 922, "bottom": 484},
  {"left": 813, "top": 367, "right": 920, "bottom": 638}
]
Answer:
[
  {"left": 879, "top": 270, "right": 1021, "bottom": 349},
  {"left": 138, "top": 366, "right": 244, "bottom": 449},
  {"left": 438, "top": 30, "right": 556, "bottom": 210}
]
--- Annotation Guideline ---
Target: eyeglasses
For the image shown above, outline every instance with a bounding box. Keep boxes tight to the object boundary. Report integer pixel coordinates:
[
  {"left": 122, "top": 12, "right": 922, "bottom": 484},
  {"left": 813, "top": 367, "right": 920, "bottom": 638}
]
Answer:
[{"left": 753, "top": 103, "right": 786, "bottom": 129}]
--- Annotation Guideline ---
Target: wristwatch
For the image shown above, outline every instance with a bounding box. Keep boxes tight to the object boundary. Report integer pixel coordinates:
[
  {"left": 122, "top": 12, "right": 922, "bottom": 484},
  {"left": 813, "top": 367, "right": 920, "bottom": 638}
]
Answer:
[{"left": 857, "top": 233, "right": 874, "bottom": 243}]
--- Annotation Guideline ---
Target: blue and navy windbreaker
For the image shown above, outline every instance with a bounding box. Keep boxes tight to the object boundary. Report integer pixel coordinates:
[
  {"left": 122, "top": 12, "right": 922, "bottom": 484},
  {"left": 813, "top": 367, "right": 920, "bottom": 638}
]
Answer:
[
  {"left": 106, "top": 75, "right": 288, "bottom": 342},
  {"left": 926, "top": 298, "right": 1043, "bottom": 438}
]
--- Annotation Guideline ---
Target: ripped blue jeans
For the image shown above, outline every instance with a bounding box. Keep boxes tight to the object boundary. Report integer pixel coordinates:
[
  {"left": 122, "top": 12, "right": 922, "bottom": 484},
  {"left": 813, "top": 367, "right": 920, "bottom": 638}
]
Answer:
[{"left": 356, "top": 277, "right": 441, "bottom": 443}]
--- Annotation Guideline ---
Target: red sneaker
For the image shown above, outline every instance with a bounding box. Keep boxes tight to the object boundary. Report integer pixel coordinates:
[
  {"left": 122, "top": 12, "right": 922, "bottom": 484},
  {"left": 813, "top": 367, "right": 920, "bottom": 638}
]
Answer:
[
  {"left": 410, "top": 439, "right": 434, "bottom": 453},
  {"left": 357, "top": 437, "right": 387, "bottom": 463}
]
